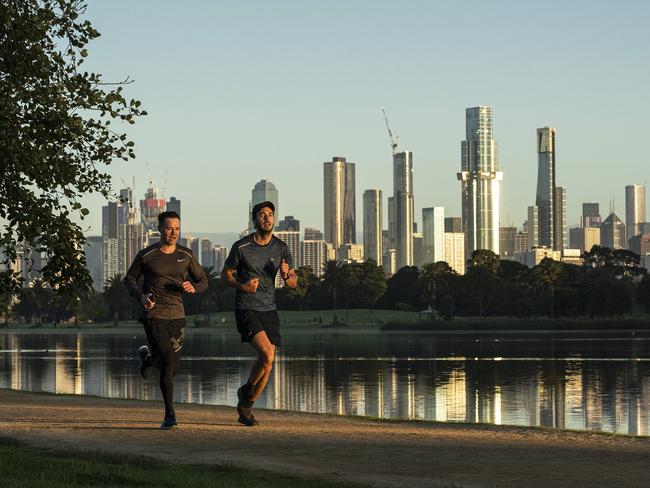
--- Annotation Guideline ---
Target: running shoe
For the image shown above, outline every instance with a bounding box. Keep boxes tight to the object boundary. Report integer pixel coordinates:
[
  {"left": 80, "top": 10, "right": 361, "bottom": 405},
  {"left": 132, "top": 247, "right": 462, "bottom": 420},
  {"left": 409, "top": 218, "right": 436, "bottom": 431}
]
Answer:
[
  {"left": 160, "top": 415, "right": 177, "bottom": 430},
  {"left": 137, "top": 345, "right": 153, "bottom": 378},
  {"left": 237, "top": 411, "right": 259, "bottom": 427}
]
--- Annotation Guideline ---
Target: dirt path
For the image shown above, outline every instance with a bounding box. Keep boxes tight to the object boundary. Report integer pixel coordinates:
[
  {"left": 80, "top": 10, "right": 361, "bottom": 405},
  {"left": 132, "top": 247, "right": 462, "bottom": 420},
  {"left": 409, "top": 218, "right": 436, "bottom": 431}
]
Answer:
[{"left": 1, "top": 389, "right": 647, "bottom": 488}]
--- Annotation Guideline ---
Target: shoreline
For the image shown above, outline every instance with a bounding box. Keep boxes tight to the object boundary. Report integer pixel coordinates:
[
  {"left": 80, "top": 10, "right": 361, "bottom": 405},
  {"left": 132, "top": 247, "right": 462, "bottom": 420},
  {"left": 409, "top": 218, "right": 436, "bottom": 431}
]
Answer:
[
  {"left": 2, "top": 388, "right": 648, "bottom": 488},
  {"left": 2, "top": 324, "right": 650, "bottom": 338}
]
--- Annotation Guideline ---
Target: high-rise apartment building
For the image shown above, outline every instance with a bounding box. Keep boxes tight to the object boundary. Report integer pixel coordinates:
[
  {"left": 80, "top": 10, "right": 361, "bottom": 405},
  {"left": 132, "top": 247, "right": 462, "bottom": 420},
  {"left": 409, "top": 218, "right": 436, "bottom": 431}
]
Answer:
[
  {"left": 536, "top": 127, "right": 556, "bottom": 248},
  {"left": 444, "top": 233, "right": 465, "bottom": 275},
  {"left": 444, "top": 217, "right": 462, "bottom": 233},
  {"left": 569, "top": 227, "right": 600, "bottom": 253},
  {"left": 629, "top": 234, "right": 650, "bottom": 256},
  {"left": 84, "top": 236, "right": 103, "bottom": 291},
  {"left": 458, "top": 106, "right": 502, "bottom": 257},
  {"left": 387, "top": 196, "right": 395, "bottom": 250},
  {"left": 499, "top": 227, "right": 517, "bottom": 258},
  {"left": 122, "top": 187, "right": 144, "bottom": 270},
  {"left": 304, "top": 228, "right": 323, "bottom": 241},
  {"left": 272, "top": 230, "right": 300, "bottom": 288},
  {"left": 339, "top": 243, "right": 364, "bottom": 263},
  {"left": 393, "top": 151, "right": 414, "bottom": 268},
  {"left": 323, "top": 157, "right": 355, "bottom": 254},
  {"left": 249, "top": 180, "right": 279, "bottom": 233},
  {"left": 101, "top": 200, "right": 127, "bottom": 286},
  {"left": 166, "top": 196, "right": 181, "bottom": 218},
  {"left": 553, "top": 186, "right": 567, "bottom": 252},
  {"left": 139, "top": 183, "right": 166, "bottom": 232},
  {"left": 625, "top": 184, "right": 646, "bottom": 240},
  {"left": 515, "top": 231, "right": 529, "bottom": 254},
  {"left": 422, "top": 207, "right": 444, "bottom": 264},
  {"left": 363, "top": 189, "right": 382, "bottom": 264},
  {"left": 300, "top": 240, "right": 329, "bottom": 277},
  {"left": 601, "top": 213, "right": 626, "bottom": 250},
  {"left": 582, "top": 203, "right": 601, "bottom": 228},
  {"left": 382, "top": 248, "right": 397, "bottom": 276},
  {"left": 527, "top": 206, "right": 539, "bottom": 250},
  {"left": 413, "top": 232, "right": 424, "bottom": 267},
  {"left": 200, "top": 238, "right": 214, "bottom": 268},
  {"left": 213, "top": 245, "right": 229, "bottom": 272},
  {"left": 278, "top": 215, "right": 300, "bottom": 232}
]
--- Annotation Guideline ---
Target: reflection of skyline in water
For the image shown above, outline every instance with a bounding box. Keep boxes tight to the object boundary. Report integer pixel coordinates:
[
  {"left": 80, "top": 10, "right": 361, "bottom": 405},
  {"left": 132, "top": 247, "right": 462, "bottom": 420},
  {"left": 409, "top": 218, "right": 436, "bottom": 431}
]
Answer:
[{"left": 1, "top": 331, "right": 649, "bottom": 435}]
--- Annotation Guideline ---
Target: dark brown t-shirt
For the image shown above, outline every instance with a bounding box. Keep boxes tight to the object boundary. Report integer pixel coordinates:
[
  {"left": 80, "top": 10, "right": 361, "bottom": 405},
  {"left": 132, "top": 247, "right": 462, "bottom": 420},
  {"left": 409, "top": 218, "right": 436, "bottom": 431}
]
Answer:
[{"left": 124, "top": 243, "right": 207, "bottom": 319}]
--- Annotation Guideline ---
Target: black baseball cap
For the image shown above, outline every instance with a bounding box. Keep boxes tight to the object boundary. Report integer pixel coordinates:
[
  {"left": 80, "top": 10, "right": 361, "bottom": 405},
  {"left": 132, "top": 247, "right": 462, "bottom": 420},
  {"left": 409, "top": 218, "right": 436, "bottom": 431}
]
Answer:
[{"left": 251, "top": 201, "right": 275, "bottom": 220}]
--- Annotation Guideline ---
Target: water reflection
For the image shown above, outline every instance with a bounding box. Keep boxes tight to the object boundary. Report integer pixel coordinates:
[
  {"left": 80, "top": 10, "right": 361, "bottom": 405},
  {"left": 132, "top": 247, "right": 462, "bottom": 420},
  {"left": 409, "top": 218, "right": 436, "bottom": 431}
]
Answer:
[{"left": 1, "top": 331, "right": 649, "bottom": 435}]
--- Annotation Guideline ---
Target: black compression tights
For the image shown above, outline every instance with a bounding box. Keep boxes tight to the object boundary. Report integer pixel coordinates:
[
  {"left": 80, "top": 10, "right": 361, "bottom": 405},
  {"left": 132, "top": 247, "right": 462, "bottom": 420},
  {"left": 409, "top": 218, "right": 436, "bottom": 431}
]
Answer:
[{"left": 144, "top": 319, "right": 185, "bottom": 418}]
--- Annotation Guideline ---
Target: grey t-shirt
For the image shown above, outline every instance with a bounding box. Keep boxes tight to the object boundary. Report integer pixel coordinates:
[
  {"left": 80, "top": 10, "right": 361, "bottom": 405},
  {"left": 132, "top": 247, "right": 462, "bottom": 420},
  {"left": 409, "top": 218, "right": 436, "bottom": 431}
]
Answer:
[
  {"left": 124, "top": 243, "right": 207, "bottom": 320},
  {"left": 223, "top": 234, "right": 294, "bottom": 311}
]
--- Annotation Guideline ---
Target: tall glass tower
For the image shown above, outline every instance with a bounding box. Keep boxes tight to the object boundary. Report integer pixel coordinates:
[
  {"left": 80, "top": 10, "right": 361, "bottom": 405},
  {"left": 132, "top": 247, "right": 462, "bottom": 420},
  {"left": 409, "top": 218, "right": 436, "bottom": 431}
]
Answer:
[
  {"left": 323, "top": 157, "right": 356, "bottom": 254},
  {"left": 393, "top": 151, "right": 414, "bottom": 268},
  {"left": 363, "top": 189, "right": 382, "bottom": 264},
  {"left": 625, "top": 184, "right": 646, "bottom": 240},
  {"left": 249, "top": 179, "right": 279, "bottom": 233},
  {"left": 536, "top": 127, "right": 556, "bottom": 248},
  {"left": 457, "top": 106, "right": 502, "bottom": 257}
]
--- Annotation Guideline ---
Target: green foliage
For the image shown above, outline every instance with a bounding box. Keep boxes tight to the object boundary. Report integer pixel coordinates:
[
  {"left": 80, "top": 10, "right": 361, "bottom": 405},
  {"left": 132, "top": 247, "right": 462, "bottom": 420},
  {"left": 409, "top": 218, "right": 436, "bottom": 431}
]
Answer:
[
  {"left": 103, "top": 274, "right": 132, "bottom": 323},
  {"left": 0, "top": 1, "right": 146, "bottom": 295}
]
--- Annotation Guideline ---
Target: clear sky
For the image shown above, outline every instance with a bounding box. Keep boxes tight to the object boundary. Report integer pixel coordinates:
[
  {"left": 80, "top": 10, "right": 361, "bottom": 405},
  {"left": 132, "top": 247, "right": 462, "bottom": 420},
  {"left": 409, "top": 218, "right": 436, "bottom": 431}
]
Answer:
[{"left": 79, "top": 0, "right": 650, "bottom": 235}]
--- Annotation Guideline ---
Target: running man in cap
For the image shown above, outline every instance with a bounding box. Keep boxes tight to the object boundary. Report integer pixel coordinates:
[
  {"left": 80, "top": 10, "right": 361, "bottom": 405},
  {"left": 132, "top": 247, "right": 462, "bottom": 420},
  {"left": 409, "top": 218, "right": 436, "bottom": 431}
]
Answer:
[
  {"left": 221, "top": 200, "right": 297, "bottom": 426},
  {"left": 124, "top": 210, "right": 207, "bottom": 429}
]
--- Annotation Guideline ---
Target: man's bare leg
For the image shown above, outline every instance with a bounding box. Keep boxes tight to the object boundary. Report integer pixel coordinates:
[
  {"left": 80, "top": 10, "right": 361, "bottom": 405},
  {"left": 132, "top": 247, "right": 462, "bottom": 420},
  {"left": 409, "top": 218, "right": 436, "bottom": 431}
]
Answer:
[
  {"left": 237, "top": 330, "right": 275, "bottom": 426},
  {"left": 248, "top": 331, "right": 276, "bottom": 401}
]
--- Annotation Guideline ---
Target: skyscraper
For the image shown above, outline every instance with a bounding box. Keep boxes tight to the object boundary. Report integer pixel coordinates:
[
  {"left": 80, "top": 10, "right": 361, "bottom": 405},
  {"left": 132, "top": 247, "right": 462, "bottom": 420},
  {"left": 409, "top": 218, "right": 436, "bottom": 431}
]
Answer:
[
  {"left": 122, "top": 187, "right": 143, "bottom": 269},
  {"left": 323, "top": 157, "right": 356, "bottom": 254},
  {"left": 84, "top": 236, "right": 103, "bottom": 291},
  {"left": 553, "top": 186, "right": 567, "bottom": 252},
  {"left": 601, "top": 213, "right": 626, "bottom": 250},
  {"left": 499, "top": 227, "right": 516, "bottom": 258},
  {"left": 458, "top": 106, "right": 502, "bottom": 257},
  {"left": 536, "top": 127, "right": 556, "bottom": 248},
  {"left": 363, "top": 189, "right": 382, "bottom": 264},
  {"left": 139, "top": 182, "right": 166, "bottom": 232},
  {"left": 278, "top": 215, "right": 300, "bottom": 232},
  {"left": 166, "top": 196, "right": 181, "bottom": 218},
  {"left": 527, "top": 205, "right": 539, "bottom": 250},
  {"left": 444, "top": 232, "right": 465, "bottom": 275},
  {"left": 582, "top": 203, "right": 601, "bottom": 228},
  {"left": 422, "top": 207, "right": 444, "bottom": 263},
  {"left": 625, "top": 184, "right": 646, "bottom": 239},
  {"left": 444, "top": 217, "right": 462, "bottom": 233},
  {"left": 249, "top": 179, "right": 279, "bottom": 233},
  {"left": 393, "top": 151, "right": 414, "bottom": 268},
  {"left": 101, "top": 200, "right": 127, "bottom": 286},
  {"left": 304, "top": 228, "right": 323, "bottom": 241},
  {"left": 300, "top": 240, "right": 329, "bottom": 277}
]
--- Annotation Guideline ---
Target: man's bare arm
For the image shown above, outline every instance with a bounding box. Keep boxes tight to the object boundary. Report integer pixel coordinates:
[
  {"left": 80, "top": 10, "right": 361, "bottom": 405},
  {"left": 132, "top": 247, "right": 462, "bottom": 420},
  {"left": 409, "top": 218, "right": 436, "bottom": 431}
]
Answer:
[{"left": 222, "top": 268, "right": 259, "bottom": 293}]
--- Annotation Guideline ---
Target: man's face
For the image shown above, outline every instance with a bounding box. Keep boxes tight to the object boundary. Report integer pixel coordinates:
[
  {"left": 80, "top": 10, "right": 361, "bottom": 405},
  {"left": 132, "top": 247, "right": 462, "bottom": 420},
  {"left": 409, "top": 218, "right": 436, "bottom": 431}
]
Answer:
[
  {"left": 159, "top": 217, "right": 180, "bottom": 245},
  {"left": 255, "top": 207, "right": 274, "bottom": 233}
]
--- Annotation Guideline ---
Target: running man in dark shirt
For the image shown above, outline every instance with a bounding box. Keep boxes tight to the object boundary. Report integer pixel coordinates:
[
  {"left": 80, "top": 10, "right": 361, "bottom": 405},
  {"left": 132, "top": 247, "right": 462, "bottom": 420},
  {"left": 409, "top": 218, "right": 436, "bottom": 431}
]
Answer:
[
  {"left": 124, "top": 210, "right": 207, "bottom": 429},
  {"left": 222, "top": 201, "right": 297, "bottom": 426}
]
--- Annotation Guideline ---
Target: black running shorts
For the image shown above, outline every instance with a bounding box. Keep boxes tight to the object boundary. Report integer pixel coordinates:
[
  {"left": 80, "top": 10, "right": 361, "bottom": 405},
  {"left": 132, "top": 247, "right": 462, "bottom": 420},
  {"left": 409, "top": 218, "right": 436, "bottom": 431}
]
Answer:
[{"left": 235, "top": 310, "right": 281, "bottom": 346}]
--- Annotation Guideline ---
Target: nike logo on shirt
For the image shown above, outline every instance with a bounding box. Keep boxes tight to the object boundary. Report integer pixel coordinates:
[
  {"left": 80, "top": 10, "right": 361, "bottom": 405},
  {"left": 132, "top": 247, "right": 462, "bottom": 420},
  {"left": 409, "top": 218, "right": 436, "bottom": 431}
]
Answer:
[{"left": 177, "top": 259, "right": 186, "bottom": 262}]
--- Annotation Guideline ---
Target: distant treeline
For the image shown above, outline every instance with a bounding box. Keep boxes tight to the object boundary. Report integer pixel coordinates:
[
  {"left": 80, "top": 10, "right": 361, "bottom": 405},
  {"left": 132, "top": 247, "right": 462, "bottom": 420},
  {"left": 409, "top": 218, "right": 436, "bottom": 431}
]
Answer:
[{"left": 2, "top": 246, "right": 650, "bottom": 325}]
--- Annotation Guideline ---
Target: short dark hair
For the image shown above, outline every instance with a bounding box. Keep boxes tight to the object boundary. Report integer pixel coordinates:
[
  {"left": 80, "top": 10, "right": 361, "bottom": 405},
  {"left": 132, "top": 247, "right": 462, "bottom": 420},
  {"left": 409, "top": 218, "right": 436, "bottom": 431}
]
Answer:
[{"left": 158, "top": 211, "right": 180, "bottom": 225}]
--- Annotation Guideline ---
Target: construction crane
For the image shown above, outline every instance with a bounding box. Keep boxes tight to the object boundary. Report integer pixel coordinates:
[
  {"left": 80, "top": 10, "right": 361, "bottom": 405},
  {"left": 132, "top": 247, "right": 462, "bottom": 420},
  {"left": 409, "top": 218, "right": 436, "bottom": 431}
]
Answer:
[{"left": 381, "top": 107, "right": 399, "bottom": 155}]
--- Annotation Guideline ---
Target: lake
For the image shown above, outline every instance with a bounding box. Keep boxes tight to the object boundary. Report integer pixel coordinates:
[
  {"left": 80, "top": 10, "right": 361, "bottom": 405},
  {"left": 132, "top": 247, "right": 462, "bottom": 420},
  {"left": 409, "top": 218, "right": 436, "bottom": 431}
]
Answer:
[{"left": 1, "top": 328, "right": 649, "bottom": 435}]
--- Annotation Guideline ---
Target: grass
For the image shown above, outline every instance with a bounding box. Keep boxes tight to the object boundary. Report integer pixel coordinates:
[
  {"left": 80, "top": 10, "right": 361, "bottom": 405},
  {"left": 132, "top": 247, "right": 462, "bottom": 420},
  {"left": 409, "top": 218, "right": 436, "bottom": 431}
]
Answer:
[{"left": 0, "top": 437, "right": 368, "bottom": 488}]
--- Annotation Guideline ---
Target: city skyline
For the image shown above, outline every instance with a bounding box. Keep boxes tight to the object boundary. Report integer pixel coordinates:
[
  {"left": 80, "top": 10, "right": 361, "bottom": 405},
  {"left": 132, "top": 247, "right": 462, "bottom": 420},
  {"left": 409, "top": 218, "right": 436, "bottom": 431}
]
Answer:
[{"left": 74, "top": 1, "right": 649, "bottom": 236}]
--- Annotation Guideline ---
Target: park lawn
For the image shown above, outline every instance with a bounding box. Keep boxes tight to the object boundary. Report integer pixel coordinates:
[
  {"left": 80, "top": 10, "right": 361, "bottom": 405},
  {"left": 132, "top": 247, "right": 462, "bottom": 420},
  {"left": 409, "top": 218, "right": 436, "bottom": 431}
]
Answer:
[{"left": 0, "top": 437, "right": 366, "bottom": 488}]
